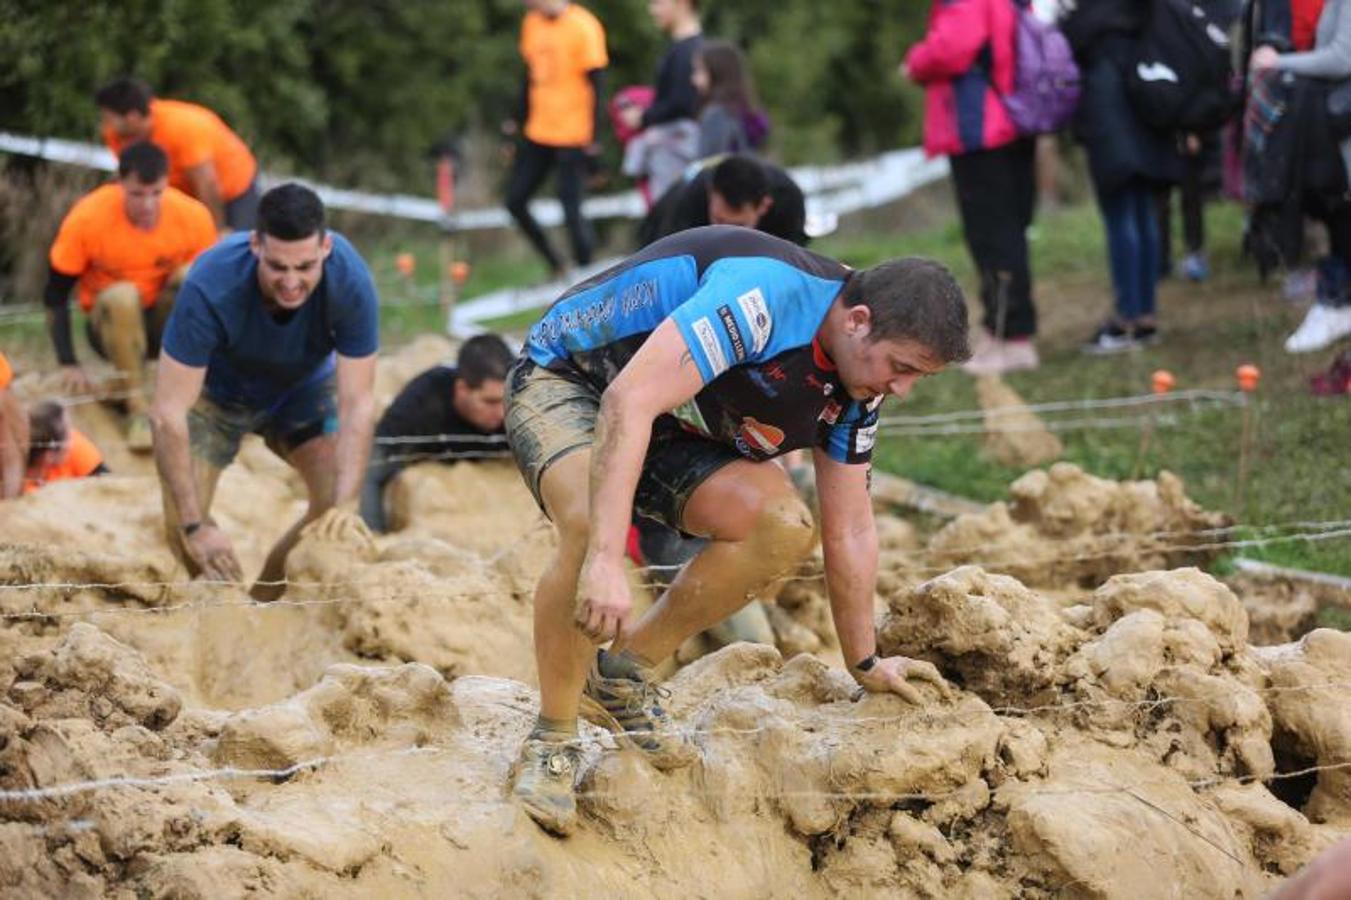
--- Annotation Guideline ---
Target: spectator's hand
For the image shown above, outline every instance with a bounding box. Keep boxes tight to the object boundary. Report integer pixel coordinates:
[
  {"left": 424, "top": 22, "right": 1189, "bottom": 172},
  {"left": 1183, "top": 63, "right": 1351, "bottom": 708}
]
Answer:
[
  {"left": 575, "top": 554, "right": 633, "bottom": 643},
  {"left": 501, "top": 119, "right": 519, "bottom": 138},
  {"left": 619, "top": 105, "right": 643, "bottom": 131},
  {"left": 855, "top": 656, "right": 953, "bottom": 704},
  {"left": 585, "top": 141, "right": 603, "bottom": 157},
  {"left": 1184, "top": 133, "right": 1201, "bottom": 155},
  {"left": 1251, "top": 45, "right": 1281, "bottom": 71},
  {"left": 186, "top": 523, "right": 244, "bottom": 584},
  {"left": 59, "top": 365, "right": 92, "bottom": 397}
]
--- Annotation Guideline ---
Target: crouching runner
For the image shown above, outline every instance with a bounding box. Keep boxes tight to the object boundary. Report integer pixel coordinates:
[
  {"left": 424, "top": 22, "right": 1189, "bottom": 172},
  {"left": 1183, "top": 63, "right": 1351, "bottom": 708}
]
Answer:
[{"left": 504, "top": 225, "right": 969, "bottom": 835}]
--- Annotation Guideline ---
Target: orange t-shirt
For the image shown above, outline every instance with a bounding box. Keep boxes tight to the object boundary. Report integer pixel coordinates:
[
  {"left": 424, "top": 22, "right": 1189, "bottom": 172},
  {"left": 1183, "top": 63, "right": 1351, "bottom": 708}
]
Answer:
[
  {"left": 24, "top": 428, "right": 103, "bottom": 493},
  {"left": 0, "top": 351, "right": 11, "bottom": 390},
  {"left": 49, "top": 183, "right": 217, "bottom": 312},
  {"left": 103, "top": 98, "right": 257, "bottom": 202},
  {"left": 520, "top": 4, "right": 609, "bottom": 147}
]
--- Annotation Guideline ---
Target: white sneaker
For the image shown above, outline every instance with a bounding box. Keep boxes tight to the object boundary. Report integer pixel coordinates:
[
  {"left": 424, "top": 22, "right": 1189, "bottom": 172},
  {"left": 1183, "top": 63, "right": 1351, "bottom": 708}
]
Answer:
[{"left": 1284, "top": 304, "right": 1351, "bottom": 353}]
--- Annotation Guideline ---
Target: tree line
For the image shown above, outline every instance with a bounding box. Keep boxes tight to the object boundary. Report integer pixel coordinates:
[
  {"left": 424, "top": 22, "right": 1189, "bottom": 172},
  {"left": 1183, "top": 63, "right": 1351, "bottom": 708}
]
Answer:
[{"left": 0, "top": 0, "right": 926, "bottom": 192}]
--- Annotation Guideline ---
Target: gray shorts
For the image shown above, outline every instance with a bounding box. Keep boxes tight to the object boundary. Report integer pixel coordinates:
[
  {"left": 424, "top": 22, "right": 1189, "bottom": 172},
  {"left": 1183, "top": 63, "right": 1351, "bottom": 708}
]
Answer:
[
  {"left": 189, "top": 376, "right": 337, "bottom": 469},
  {"left": 225, "top": 178, "right": 261, "bottom": 231},
  {"left": 504, "top": 358, "right": 740, "bottom": 534}
]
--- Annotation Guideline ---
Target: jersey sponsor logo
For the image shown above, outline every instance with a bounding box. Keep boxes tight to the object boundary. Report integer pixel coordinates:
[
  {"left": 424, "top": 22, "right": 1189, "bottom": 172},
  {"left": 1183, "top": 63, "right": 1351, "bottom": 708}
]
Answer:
[
  {"left": 717, "top": 305, "right": 747, "bottom": 362},
  {"left": 736, "top": 288, "right": 772, "bottom": 353},
  {"left": 854, "top": 422, "right": 878, "bottom": 455},
  {"left": 748, "top": 368, "right": 780, "bottom": 398},
  {"left": 530, "top": 294, "right": 617, "bottom": 345},
  {"left": 735, "top": 417, "right": 786, "bottom": 457},
  {"left": 819, "top": 399, "right": 843, "bottom": 424},
  {"left": 691, "top": 316, "right": 729, "bottom": 376},
  {"left": 619, "top": 277, "right": 659, "bottom": 315}
]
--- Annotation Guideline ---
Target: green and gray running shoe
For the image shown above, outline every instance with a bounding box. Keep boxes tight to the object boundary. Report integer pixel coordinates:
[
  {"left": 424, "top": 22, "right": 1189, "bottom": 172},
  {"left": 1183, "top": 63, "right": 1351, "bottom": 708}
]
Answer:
[
  {"left": 580, "top": 653, "right": 696, "bottom": 770},
  {"left": 511, "top": 734, "right": 581, "bottom": 836}
]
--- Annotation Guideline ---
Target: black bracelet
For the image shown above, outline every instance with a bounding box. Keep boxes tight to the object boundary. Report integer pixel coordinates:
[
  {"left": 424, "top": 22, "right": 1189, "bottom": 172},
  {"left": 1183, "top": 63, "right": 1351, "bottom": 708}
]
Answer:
[
  {"left": 852, "top": 653, "right": 879, "bottom": 673},
  {"left": 181, "top": 521, "right": 202, "bottom": 537}
]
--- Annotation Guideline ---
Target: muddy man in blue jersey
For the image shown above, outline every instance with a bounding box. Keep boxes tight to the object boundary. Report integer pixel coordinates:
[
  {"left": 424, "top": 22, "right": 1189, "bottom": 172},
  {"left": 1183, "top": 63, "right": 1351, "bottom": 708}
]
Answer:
[{"left": 503, "top": 225, "right": 972, "bottom": 835}]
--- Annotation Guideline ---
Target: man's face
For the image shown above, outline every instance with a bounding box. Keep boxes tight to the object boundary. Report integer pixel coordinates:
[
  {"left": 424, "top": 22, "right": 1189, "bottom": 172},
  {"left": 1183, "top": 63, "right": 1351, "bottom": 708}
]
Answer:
[
  {"left": 250, "top": 232, "right": 333, "bottom": 310},
  {"left": 100, "top": 108, "right": 150, "bottom": 142},
  {"left": 708, "top": 189, "right": 771, "bottom": 229},
  {"left": 829, "top": 307, "right": 946, "bottom": 402},
  {"left": 453, "top": 378, "right": 507, "bottom": 432},
  {"left": 121, "top": 174, "right": 168, "bottom": 230},
  {"left": 648, "top": 0, "right": 680, "bottom": 30}
]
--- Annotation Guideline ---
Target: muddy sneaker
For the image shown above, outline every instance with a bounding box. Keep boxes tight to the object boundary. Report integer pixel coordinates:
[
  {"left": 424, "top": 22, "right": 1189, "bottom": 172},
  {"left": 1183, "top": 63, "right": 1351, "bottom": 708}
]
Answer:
[
  {"left": 510, "top": 734, "right": 581, "bottom": 836},
  {"left": 126, "top": 413, "right": 153, "bottom": 453},
  {"left": 580, "top": 653, "right": 696, "bottom": 770}
]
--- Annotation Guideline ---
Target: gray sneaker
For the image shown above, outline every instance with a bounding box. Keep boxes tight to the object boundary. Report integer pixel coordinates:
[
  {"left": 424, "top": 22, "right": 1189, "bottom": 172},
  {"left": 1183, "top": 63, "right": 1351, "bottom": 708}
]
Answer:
[
  {"left": 580, "top": 654, "right": 696, "bottom": 770},
  {"left": 511, "top": 735, "right": 581, "bottom": 836}
]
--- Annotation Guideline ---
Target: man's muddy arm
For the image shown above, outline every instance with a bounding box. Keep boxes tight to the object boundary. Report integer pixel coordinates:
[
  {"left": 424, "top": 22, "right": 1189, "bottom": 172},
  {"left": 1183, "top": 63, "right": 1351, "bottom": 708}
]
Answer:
[
  {"left": 150, "top": 354, "right": 208, "bottom": 523},
  {"left": 813, "top": 450, "right": 879, "bottom": 668},
  {"left": 574, "top": 319, "right": 705, "bottom": 640},
  {"left": 589, "top": 319, "right": 704, "bottom": 560},
  {"left": 332, "top": 352, "right": 377, "bottom": 507}
]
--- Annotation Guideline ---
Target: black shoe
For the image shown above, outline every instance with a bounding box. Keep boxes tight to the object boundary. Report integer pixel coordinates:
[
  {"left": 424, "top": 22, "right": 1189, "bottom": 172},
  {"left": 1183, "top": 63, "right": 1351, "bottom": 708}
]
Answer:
[
  {"left": 1082, "top": 321, "right": 1143, "bottom": 355},
  {"left": 1133, "top": 323, "right": 1159, "bottom": 346}
]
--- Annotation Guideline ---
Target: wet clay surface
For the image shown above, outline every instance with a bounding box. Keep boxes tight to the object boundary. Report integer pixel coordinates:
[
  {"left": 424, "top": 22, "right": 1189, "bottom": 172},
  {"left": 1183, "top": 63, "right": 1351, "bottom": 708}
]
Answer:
[{"left": 1, "top": 342, "right": 1346, "bottom": 897}]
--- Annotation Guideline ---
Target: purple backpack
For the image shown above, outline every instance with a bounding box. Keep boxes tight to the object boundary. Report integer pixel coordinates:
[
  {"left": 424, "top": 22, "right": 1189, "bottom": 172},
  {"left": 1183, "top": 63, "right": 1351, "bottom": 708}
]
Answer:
[{"left": 1002, "top": 3, "right": 1081, "bottom": 135}]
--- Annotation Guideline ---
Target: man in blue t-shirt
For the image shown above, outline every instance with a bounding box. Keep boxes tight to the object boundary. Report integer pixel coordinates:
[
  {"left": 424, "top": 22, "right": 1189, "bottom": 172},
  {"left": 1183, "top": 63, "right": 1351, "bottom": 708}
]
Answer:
[
  {"left": 504, "top": 225, "right": 972, "bottom": 835},
  {"left": 150, "top": 183, "right": 380, "bottom": 601}
]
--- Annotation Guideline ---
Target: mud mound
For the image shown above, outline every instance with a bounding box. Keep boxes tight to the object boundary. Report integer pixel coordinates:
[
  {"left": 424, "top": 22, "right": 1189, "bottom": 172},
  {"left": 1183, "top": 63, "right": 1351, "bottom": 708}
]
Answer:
[
  {"left": 925, "top": 462, "right": 1231, "bottom": 589},
  {"left": 2, "top": 566, "right": 1348, "bottom": 897}
]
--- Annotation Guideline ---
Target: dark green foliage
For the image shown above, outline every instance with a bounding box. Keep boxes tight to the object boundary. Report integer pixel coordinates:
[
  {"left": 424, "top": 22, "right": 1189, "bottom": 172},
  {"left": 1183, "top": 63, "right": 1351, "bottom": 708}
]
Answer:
[{"left": 0, "top": 0, "right": 925, "bottom": 189}]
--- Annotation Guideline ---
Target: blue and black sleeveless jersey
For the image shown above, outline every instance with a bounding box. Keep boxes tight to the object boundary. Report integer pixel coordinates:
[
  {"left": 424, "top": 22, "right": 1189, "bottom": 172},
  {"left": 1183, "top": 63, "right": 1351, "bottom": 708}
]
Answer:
[{"left": 524, "top": 226, "right": 881, "bottom": 465}]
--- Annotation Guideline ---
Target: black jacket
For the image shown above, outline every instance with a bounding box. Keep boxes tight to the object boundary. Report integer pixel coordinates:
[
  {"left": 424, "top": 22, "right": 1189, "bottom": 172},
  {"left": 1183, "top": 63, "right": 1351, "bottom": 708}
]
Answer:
[{"left": 1062, "top": 16, "right": 1182, "bottom": 192}]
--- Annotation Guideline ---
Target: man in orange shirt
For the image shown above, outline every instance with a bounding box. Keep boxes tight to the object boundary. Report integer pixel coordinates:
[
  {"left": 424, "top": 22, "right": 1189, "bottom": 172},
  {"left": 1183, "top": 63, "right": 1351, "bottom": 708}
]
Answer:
[
  {"left": 24, "top": 400, "right": 107, "bottom": 493},
  {"left": 0, "top": 352, "right": 28, "bottom": 499},
  {"left": 45, "top": 142, "right": 217, "bottom": 450},
  {"left": 96, "top": 76, "right": 259, "bottom": 231},
  {"left": 505, "top": 0, "right": 609, "bottom": 277}
]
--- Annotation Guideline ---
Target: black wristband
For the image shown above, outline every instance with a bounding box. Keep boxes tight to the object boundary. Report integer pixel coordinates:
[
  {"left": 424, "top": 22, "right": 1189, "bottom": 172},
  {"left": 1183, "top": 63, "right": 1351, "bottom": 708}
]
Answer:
[
  {"left": 181, "top": 521, "right": 202, "bottom": 537},
  {"left": 852, "top": 653, "right": 879, "bottom": 673}
]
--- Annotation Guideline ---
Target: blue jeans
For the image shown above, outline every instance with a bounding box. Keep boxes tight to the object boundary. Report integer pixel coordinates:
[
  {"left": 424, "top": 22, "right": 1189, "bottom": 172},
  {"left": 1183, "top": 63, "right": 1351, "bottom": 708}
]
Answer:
[{"left": 1098, "top": 180, "right": 1160, "bottom": 321}]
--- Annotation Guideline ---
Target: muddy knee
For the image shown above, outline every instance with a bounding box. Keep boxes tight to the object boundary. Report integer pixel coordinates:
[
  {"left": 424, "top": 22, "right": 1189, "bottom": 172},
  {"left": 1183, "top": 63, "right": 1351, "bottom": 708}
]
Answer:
[
  {"left": 94, "top": 283, "right": 147, "bottom": 356},
  {"left": 748, "top": 493, "right": 816, "bottom": 573}
]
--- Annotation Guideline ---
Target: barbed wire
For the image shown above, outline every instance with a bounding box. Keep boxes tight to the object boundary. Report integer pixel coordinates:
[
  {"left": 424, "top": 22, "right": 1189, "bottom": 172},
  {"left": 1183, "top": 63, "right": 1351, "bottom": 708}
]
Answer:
[
  {"left": 876, "top": 389, "right": 1246, "bottom": 426},
  {"left": 1, "top": 520, "right": 1347, "bottom": 609},
  {"left": 0, "top": 679, "right": 1346, "bottom": 805}
]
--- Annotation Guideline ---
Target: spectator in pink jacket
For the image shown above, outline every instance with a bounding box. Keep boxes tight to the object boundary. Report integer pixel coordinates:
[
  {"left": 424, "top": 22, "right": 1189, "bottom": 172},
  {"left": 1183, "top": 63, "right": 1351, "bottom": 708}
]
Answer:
[{"left": 904, "top": 0, "right": 1040, "bottom": 375}]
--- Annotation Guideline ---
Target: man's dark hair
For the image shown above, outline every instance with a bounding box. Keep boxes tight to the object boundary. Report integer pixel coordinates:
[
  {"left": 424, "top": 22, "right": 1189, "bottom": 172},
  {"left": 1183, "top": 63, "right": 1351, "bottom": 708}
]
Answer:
[
  {"left": 117, "top": 141, "right": 168, "bottom": 183},
  {"left": 841, "top": 258, "right": 971, "bottom": 363},
  {"left": 710, "top": 156, "right": 769, "bottom": 208},
  {"left": 457, "top": 334, "right": 515, "bottom": 388},
  {"left": 94, "top": 77, "right": 152, "bottom": 115},
  {"left": 26, "top": 401, "right": 67, "bottom": 467},
  {"left": 256, "top": 183, "right": 326, "bottom": 241}
]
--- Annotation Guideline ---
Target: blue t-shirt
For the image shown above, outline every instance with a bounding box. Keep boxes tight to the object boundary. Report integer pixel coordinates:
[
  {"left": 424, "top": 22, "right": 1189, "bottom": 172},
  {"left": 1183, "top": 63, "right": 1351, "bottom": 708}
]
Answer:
[
  {"left": 163, "top": 231, "right": 379, "bottom": 410},
  {"left": 524, "top": 226, "right": 881, "bottom": 465}
]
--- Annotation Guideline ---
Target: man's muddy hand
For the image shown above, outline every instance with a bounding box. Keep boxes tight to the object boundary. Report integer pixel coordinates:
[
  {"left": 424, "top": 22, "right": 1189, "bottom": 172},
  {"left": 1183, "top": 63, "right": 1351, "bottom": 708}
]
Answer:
[
  {"left": 856, "top": 656, "right": 954, "bottom": 704},
  {"left": 575, "top": 555, "right": 632, "bottom": 643},
  {"left": 186, "top": 524, "right": 244, "bottom": 583}
]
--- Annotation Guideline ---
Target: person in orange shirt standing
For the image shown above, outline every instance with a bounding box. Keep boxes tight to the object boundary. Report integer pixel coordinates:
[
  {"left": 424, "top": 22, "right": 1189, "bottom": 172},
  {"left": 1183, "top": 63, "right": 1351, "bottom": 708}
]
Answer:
[
  {"left": 505, "top": 0, "right": 609, "bottom": 278},
  {"left": 45, "top": 142, "right": 217, "bottom": 451},
  {"left": 0, "top": 352, "right": 28, "bottom": 500},
  {"left": 96, "top": 76, "right": 259, "bottom": 231},
  {"left": 23, "top": 401, "right": 108, "bottom": 493}
]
